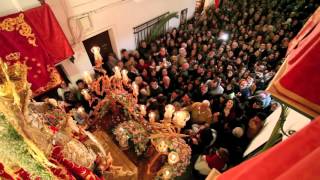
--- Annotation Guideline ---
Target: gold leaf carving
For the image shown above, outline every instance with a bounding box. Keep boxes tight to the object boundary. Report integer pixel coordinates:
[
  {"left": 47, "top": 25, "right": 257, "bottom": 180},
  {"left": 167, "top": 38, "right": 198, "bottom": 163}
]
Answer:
[{"left": 0, "top": 14, "right": 37, "bottom": 47}]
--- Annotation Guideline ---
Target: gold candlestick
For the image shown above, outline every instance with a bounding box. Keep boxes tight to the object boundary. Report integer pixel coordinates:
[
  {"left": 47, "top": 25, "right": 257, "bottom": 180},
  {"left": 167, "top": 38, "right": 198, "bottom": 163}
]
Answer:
[
  {"left": 83, "top": 71, "right": 92, "bottom": 84},
  {"left": 113, "top": 66, "right": 122, "bottom": 80}
]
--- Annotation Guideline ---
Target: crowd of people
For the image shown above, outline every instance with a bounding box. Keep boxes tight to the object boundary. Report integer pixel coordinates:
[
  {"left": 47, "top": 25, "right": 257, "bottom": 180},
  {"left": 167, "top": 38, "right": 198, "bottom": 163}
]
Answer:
[{"left": 55, "top": 0, "right": 318, "bottom": 177}]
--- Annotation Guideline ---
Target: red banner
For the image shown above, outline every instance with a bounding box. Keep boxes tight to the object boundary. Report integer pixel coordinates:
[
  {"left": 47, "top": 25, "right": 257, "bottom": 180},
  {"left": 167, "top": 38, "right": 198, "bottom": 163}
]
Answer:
[
  {"left": 0, "top": 4, "right": 73, "bottom": 96},
  {"left": 24, "top": 4, "right": 74, "bottom": 64}
]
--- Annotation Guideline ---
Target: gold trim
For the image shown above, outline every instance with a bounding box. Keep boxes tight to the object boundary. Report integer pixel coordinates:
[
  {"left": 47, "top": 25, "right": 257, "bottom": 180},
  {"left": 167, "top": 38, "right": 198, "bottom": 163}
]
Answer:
[
  {"left": 274, "top": 80, "right": 320, "bottom": 114},
  {"left": 267, "top": 60, "right": 319, "bottom": 117},
  {"left": 5, "top": 52, "right": 20, "bottom": 61},
  {"left": 0, "top": 13, "right": 37, "bottom": 47},
  {"left": 33, "top": 66, "right": 61, "bottom": 96},
  {"left": 267, "top": 86, "right": 318, "bottom": 117},
  {"left": 287, "top": 7, "right": 320, "bottom": 55}
]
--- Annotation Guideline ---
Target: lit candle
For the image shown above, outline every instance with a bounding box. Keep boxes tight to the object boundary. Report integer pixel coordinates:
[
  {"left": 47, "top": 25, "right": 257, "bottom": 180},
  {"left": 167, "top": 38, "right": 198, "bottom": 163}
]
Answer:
[
  {"left": 77, "top": 107, "right": 85, "bottom": 114},
  {"left": 132, "top": 82, "right": 139, "bottom": 97},
  {"left": 83, "top": 71, "right": 92, "bottom": 84},
  {"left": 91, "top": 46, "right": 102, "bottom": 62},
  {"left": 156, "top": 140, "right": 168, "bottom": 153},
  {"left": 164, "top": 104, "right": 175, "bottom": 120},
  {"left": 140, "top": 105, "right": 147, "bottom": 116},
  {"left": 173, "top": 110, "right": 190, "bottom": 128},
  {"left": 113, "top": 66, "right": 122, "bottom": 79},
  {"left": 148, "top": 112, "right": 156, "bottom": 123},
  {"left": 121, "top": 69, "right": 129, "bottom": 84},
  {"left": 162, "top": 168, "right": 171, "bottom": 179},
  {"left": 81, "top": 89, "right": 91, "bottom": 100},
  {"left": 168, "top": 151, "right": 180, "bottom": 165}
]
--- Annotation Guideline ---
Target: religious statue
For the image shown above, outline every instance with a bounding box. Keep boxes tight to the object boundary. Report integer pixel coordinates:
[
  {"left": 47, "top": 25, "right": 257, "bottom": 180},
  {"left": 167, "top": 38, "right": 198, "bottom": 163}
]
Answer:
[{"left": 0, "top": 59, "right": 118, "bottom": 179}]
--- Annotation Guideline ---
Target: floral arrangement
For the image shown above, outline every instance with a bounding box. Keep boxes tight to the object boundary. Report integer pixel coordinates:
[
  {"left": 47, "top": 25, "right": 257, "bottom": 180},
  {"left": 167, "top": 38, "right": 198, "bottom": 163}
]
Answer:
[
  {"left": 155, "top": 138, "right": 192, "bottom": 180},
  {"left": 113, "top": 120, "right": 149, "bottom": 156},
  {"left": 0, "top": 113, "right": 54, "bottom": 179},
  {"left": 90, "top": 73, "right": 192, "bottom": 179},
  {"left": 44, "top": 107, "right": 66, "bottom": 127}
]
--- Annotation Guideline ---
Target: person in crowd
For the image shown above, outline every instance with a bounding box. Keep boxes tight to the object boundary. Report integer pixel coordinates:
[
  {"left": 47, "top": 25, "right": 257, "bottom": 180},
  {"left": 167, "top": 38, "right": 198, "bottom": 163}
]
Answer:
[
  {"left": 149, "top": 79, "right": 163, "bottom": 98},
  {"left": 194, "top": 147, "right": 229, "bottom": 175},
  {"left": 43, "top": 0, "right": 318, "bottom": 175},
  {"left": 74, "top": 79, "right": 91, "bottom": 113},
  {"left": 120, "top": 49, "right": 129, "bottom": 63},
  {"left": 184, "top": 100, "right": 213, "bottom": 125},
  {"left": 207, "top": 78, "right": 224, "bottom": 96},
  {"left": 57, "top": 81, "right": 70, "bottom": 101}
]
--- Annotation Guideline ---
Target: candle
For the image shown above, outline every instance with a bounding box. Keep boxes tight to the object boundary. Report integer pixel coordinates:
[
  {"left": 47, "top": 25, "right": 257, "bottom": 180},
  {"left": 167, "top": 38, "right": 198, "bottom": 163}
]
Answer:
[
  {"left": 173, "top": 110, "right": 190, "bottom": 128},
  {"left": 83, "top": 71, "right": 92, "bottom": 84},
  {"left": 162, "top": 168, "right": 171, "bottom": 179},
  {"left": 164, "top": 104, "right": 175, "bottom": 120},
  {"left": 132, "top": 82, "right": 139, "bottom": 96},
  {"left": 113, "top": 66, "right": 122, "bottom": 79},
  {"left": 140, "top": 105, "right": 147, "bottom": 116},
  {"left": 156, "top": 140, "right": 168, "bottom": 153},
  {"left": 77, "top": 107, "right": 85, "bottom": 114},
  {"left": 81, "top": 89, "right": 91, "bottom": 101},
  {"left": 168, "top": 151, "right": 180, "bottom": 165},
  {"left": 91, "top": 46, "right": 102, "bottom": 61},
  {"left": 121, "top": 69, "right": 129, "bottom": 84},
  {"left": 148, "top": 112, "right": 156, "bottom": 123}
]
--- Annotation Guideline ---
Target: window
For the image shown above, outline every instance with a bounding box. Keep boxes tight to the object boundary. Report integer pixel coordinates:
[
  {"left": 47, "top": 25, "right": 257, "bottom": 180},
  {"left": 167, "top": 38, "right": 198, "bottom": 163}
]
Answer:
[{"left": 133, "top": 12, "right": 169, "bottom": 47}]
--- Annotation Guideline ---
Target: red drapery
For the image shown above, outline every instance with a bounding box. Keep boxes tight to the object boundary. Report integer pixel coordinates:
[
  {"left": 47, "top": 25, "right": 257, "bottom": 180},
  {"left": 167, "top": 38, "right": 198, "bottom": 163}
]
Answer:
[
  {"left": 215, "top": 0, "right": 220, "bottom": 9},
  {"left": 51, "top": 146, "right": 103, "bottom": 180},
  {"left": 266, "top": 7, "right": 320, "bottom": 117},
  {"left": 24, "top": 4, "right": 73, "bottom": 64},
  {"left": 0, "top": 3, "right": 73, "bottom": 96},
  {"left": 216, "top": 116, "right": 320, "bottom": 180}
]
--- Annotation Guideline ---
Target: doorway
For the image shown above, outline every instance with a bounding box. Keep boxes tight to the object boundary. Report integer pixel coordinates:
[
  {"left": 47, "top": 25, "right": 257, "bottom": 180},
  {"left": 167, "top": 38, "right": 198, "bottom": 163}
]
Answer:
[{"left": 82, "top": 30, "right": 114, "bottom": 66}]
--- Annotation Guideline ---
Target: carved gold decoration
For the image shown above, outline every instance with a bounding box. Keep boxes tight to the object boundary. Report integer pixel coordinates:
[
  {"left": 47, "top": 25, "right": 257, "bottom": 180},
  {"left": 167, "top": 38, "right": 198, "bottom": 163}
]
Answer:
[
  {"left": 0, "top": 59, "right": 23, "bottom": 107},
  {"left": 33, "top": 65, "right": 61, "bottom": 96},
  {"left": 0, "top": 13, "right": 37, "bottom": 47},
  {"left": 0, "top": 58, "right": 28, "bottom": 102},
  {"left": 5, "top": 52, "right": 20, "bottom": 61}
]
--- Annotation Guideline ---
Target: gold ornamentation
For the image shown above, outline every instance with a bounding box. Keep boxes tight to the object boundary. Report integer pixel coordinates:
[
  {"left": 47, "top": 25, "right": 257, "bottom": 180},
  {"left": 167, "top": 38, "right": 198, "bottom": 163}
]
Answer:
[
  {"left": 33, "top": 65, "right": 61, "bottom": 96},
  {"left": 0, "top": 13, "right": 37, "bottom": 47},
  {"left": 5, "top": 52, "right": 20, "bottom": 61},
  {"left": 0, "top": 59, "right": 28, "bottom": 95},
  {"left": 0, "top": 59, "right": 28, "bottom": 107}
]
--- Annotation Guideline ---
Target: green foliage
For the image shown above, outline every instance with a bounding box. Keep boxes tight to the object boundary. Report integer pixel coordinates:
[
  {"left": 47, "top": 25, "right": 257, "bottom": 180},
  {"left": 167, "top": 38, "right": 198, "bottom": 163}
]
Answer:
[
  {"left": 0, "top": 113, "right": 54, "bottom": 179},
  {"left": 146, "top": 12, "right": 179, "bottom": 43}
]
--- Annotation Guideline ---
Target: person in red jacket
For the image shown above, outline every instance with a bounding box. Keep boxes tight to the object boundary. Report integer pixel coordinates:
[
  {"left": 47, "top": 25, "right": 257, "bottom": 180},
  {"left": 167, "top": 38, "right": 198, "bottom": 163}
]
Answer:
[
  {"left": 205, "top": 147, "right": 229, "bottom": 171},
  {"left": 195, "top": 147, "right": 229, "bottom": 175}
]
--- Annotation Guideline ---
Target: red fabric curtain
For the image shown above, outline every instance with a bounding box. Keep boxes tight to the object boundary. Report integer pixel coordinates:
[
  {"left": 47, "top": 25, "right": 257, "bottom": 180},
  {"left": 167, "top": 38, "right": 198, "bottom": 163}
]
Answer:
[
  {"left": 0, "top": 4, "right": 73, "bottom": 95},
  {"left": 266, "top": 7, "right": 320, "bottom": 117},
  {"left": 217, "top": 116, "right": 320, "bottom": 180},
  {"left": 24, "top": 4, "right": 73, "bottom": 64},
  {"left": 0, "top": 12, "right": 54, "bottom": 92}
]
